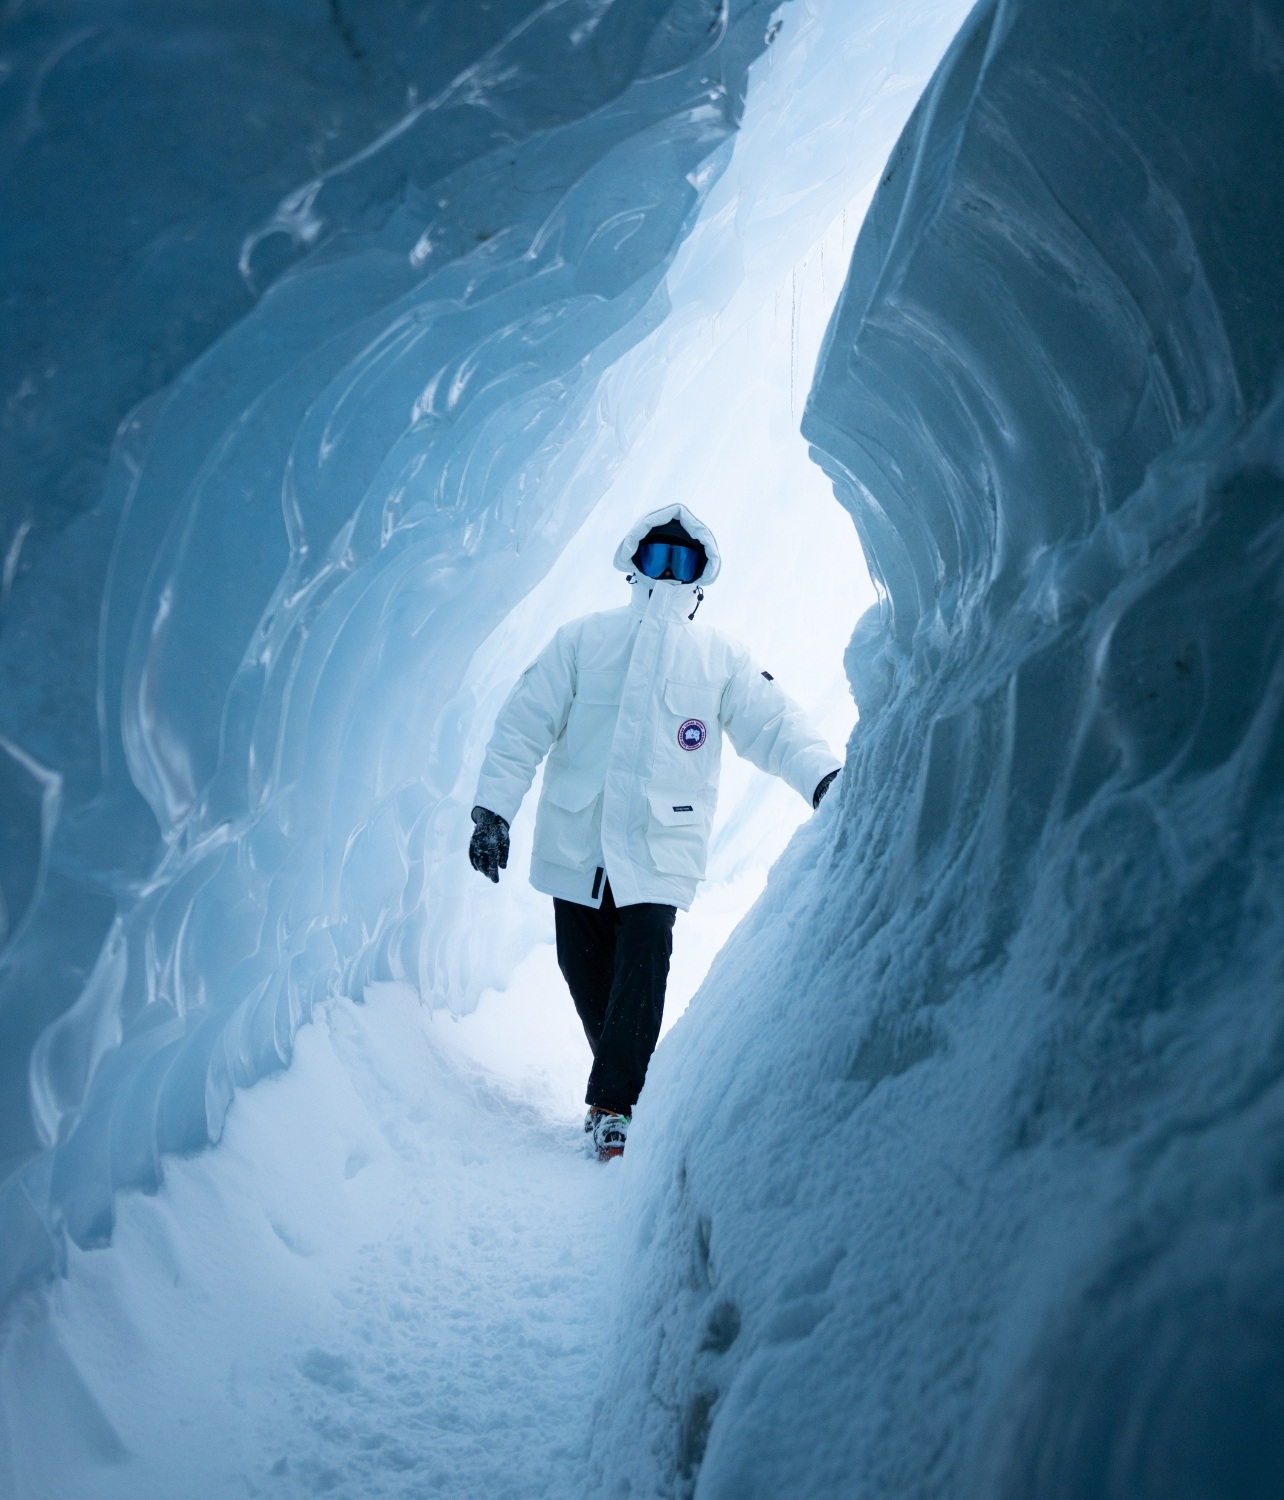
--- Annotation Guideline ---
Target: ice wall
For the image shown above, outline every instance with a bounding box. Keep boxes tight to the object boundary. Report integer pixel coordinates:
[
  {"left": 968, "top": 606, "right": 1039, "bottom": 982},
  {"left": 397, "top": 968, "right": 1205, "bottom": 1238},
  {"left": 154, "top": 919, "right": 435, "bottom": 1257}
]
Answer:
[
  {"left": 0, "top": 0, "right": 791, "bottom": 1304},
  {"left": 595, "top": 0, "right": 1284, "bottom": 1495}
]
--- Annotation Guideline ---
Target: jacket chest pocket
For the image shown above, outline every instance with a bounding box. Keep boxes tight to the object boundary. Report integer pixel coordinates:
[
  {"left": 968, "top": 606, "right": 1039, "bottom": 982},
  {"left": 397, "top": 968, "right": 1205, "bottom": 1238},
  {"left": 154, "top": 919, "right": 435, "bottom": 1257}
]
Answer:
[
  {"left": 663, "top": 681, "right": 721, "bottom": 759},
  {"left": 565, "top": 670, "right": 623, "bottom": 767},
  {"left": 534, "top": 774, "right": 602, "bottom": 870},
  {"left": 645, "top": 790, "right": 708, "bottom": 880}
]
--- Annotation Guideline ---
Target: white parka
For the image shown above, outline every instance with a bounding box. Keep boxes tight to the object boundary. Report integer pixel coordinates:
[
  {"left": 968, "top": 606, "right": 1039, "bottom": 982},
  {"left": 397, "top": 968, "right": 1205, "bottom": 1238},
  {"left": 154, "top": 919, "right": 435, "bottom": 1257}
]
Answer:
[{"left": 474, "top": 506, "right": 842, "bottom": 910}]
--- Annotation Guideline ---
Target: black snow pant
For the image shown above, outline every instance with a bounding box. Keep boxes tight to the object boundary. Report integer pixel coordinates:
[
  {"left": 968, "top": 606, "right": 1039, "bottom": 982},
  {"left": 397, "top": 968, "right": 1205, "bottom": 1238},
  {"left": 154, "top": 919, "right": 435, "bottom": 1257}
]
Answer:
[{"left": 553, "top": 880, "right": 676, "bottom": 1114}]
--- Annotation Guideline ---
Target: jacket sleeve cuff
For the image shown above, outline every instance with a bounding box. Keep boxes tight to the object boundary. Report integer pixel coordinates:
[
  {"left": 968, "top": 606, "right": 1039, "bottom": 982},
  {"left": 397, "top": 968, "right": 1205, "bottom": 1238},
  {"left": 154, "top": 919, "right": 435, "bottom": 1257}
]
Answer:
[
  {"left": 472, "top": 782, "right": 523, "bottom": 826},
  {"left": 791, "top": 749, "right": 843, "bottom": 805}
]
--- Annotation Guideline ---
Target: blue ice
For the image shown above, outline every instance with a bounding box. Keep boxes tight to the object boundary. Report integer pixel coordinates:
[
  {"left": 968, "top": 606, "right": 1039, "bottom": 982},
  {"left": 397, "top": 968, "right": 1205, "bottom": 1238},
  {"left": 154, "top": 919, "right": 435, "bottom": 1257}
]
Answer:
[{"left": 2, "top": 0, "right": 1282, "bottom": 1495}]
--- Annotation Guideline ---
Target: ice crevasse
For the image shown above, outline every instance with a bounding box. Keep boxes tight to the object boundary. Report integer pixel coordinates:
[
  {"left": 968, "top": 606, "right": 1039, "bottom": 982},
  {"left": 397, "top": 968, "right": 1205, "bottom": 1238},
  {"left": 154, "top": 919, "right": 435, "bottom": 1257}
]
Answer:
[{"left": 0, "top": 0, "right": 1281, "bottom": 1496}]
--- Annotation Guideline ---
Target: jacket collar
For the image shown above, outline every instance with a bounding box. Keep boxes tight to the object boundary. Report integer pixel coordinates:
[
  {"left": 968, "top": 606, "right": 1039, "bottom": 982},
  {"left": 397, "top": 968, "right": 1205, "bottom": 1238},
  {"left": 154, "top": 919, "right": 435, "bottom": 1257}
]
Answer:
[{"left": 629, "top": 578, "right": 697, "bottom": 618}]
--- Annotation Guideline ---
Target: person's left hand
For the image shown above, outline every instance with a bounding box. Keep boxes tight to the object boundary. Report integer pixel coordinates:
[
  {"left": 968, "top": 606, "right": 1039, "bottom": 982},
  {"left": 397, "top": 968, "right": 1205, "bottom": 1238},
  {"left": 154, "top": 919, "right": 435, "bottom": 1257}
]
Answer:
[
  {"left": 469, "top": 806, "right": 510, "bottom": 881},
  {"left": 813, "top": 769, "right": 839, "bottom": 809}
]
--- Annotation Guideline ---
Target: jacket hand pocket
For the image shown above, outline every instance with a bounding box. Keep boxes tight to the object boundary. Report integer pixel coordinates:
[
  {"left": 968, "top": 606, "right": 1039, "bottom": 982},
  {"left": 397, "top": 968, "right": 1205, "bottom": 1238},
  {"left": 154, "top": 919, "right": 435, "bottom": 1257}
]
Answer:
[
  {"left": 533, "top": 774, "right": 602, "bottom": 870},
  {"left": 645, "top": 789, "right": 708, "bottom": 879}
]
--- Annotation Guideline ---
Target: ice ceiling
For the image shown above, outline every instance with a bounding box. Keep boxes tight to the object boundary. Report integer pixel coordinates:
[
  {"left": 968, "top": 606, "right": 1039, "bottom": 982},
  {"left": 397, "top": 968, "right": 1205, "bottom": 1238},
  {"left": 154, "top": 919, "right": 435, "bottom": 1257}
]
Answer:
[{"left": 2, "top": 0, "right": 1283, "bottom": 1495}]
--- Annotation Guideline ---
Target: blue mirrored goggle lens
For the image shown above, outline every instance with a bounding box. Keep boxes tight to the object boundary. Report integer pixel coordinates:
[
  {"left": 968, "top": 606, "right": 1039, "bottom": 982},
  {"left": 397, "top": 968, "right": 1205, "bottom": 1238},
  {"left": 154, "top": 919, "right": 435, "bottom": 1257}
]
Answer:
[
  {"left": 669, "top": 546, "right": 702, "bottom": 582},
  {"left": 637, "top": 540, "right": 701, "bottom": 582}
]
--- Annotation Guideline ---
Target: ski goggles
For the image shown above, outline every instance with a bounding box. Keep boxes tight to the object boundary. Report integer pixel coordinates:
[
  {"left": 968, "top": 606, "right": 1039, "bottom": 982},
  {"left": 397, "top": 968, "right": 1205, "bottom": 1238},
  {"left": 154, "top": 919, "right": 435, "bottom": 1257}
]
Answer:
[{"left": 635, "top": 539, "right": 703, "bottom": 583}]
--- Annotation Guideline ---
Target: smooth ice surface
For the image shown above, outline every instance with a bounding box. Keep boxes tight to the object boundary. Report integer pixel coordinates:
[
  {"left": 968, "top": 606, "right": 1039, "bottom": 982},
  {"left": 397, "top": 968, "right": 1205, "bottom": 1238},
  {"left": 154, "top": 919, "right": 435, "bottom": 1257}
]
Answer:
[
  {"left": 593, "top": 1, "right": 1284, "bottom": 1496},
  {"left": 2, "top": 0, "right": 798, "bottom": 1293}
]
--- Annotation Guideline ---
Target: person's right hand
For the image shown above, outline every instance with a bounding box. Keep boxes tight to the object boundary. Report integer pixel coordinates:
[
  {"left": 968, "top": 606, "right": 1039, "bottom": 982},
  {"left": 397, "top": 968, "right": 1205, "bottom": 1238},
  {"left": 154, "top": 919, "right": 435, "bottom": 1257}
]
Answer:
[
  {"left": 813, "top": 769, "right": 839, "bottom": 809},
  {"left": 469, "top": 806, "right": 510, "bottom": 883}
]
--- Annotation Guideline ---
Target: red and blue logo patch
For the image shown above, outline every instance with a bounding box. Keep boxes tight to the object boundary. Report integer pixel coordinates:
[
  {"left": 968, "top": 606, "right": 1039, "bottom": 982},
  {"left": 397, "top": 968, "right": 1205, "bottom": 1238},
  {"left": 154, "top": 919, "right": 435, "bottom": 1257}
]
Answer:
[{"left": 678, "top": 718, "right": 707, "bottom": 751}]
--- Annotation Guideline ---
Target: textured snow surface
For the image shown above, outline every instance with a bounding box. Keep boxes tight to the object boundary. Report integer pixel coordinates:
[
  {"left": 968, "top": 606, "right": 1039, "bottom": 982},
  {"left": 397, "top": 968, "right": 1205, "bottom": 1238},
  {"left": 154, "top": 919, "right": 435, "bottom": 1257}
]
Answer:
[
  {"left": 3, "top": 982, "right": 620, "bottom": 1499},
  {"left": 593, "top": 1, "right": 1284, "bottom": 1496}
]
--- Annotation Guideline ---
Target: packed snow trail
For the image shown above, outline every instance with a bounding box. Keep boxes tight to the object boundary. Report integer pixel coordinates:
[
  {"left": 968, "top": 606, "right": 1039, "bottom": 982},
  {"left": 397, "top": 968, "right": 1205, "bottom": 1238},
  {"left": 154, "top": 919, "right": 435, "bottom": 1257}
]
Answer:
[
  {"left": 256, "top": 991, "right": 619, "bottom": 1499},
  {"left": 9, "top": 983, "right": 622, "bottom": 1499}
]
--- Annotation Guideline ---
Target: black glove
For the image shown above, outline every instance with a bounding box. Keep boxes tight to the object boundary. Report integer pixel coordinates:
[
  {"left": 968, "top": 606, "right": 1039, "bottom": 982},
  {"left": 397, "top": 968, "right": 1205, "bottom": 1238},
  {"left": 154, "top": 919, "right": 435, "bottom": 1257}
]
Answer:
[
  {"left": 813, "top": 769, "right": 839, "bottom": 809},
  {"left": 469, "top": 806, "right": 510, "bottom": 882}
]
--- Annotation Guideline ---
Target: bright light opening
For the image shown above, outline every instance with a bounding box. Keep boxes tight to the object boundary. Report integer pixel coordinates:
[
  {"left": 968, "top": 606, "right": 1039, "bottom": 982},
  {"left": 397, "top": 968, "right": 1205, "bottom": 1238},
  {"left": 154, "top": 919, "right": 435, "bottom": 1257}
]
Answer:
[{"left": 411, "top": 0, "right": 965, "bottom": 1115}]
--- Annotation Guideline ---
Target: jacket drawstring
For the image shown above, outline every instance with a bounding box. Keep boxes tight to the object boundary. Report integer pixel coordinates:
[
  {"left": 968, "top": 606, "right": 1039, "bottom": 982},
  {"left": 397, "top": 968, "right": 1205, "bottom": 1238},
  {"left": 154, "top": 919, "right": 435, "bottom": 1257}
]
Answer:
[{"left": 688, "top": 587, "right": 704, "bottom": 621}]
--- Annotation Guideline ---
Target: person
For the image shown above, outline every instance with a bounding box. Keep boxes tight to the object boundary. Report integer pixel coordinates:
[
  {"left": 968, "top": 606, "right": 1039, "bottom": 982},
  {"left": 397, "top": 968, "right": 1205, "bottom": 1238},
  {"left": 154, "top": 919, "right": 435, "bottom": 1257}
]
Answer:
[{"left": 468, "top": 506, "right": 842, "bottom": 1160}]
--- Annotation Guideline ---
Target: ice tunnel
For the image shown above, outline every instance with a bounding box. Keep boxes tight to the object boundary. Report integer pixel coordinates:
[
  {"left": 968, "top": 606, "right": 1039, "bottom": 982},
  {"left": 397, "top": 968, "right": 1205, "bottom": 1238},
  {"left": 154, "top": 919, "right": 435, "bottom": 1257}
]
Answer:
[{"left": 2, "top": 0, "right": 1283, "bottom": 1495}]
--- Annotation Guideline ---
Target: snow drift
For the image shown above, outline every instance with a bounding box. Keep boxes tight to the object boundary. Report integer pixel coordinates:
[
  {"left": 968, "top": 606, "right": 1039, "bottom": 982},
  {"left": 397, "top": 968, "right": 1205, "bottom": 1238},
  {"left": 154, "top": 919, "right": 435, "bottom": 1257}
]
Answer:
[{"left": 593, "top": 0, "right": 1284, "bottom": 1495}]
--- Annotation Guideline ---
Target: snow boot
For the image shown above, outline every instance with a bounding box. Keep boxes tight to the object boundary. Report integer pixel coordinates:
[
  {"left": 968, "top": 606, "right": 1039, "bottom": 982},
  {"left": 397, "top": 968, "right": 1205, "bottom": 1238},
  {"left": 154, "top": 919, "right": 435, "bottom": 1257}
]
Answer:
[{"left": 589, "top": 1107, "right": 629, "bottom": 1161}]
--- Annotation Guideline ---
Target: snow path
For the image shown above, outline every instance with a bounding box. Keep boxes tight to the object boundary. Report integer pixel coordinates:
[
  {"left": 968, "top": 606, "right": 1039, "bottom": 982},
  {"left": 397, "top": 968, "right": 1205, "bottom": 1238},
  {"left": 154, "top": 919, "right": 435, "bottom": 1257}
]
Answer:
[
  {"left": 255, "top": 994, "right": 620, "bottom": 1499},
  {"left": 15, "top": 981, "right": 622, "bottom": 1500}
]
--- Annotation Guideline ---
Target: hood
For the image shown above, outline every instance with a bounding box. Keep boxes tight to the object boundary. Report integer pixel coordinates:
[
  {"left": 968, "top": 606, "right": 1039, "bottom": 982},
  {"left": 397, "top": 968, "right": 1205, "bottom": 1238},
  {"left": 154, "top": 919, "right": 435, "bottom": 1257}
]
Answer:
[{"left": 612, "top": 504, "right": 722, "bottom": 586}]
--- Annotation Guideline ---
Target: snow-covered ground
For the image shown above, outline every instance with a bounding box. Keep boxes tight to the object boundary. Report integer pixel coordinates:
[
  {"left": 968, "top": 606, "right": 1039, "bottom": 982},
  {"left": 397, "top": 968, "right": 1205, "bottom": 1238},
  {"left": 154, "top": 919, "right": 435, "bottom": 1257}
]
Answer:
[{"left": 5, "top": 983, "right": 617, "bottom": 1498}]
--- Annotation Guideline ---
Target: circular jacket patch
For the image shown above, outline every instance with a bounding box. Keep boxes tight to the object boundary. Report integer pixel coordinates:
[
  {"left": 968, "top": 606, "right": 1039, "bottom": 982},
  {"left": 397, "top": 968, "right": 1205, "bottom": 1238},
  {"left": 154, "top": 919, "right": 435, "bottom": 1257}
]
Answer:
[{"left": 678, "top": 718, "right": 707, "bottom": 751}]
